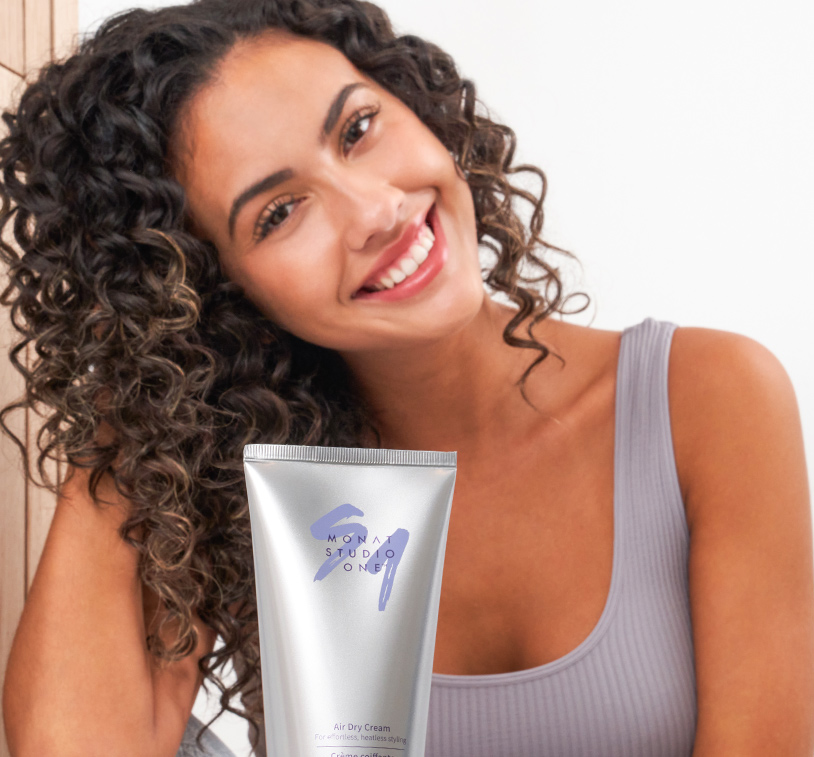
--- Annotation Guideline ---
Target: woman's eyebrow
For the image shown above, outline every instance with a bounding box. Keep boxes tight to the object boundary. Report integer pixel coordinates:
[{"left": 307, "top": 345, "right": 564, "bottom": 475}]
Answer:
[
  {"left": 320, "top": 81, "right": 368, "bottom": 145},
  {"left": 227, "top": 81, "right": 370, "bottom": 240}
]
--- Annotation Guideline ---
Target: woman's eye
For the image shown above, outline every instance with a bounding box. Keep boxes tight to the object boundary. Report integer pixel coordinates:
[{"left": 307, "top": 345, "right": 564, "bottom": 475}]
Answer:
[
  {"left": 341, "top": 107, "right": 379, "bottom": 155},
  {"left": 254, "top": 196, "right": 299, "bottom": 243}
]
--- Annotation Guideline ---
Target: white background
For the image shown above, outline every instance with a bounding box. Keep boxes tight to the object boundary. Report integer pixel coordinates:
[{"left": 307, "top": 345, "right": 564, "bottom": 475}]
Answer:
[{"left": 79, "top": 1, "right": 814, "bottom": 753}]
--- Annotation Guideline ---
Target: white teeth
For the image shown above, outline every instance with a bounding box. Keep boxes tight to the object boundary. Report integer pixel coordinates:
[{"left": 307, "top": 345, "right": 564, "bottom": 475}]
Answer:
[
  {"left": 364, "top": 219, "right": 437, "bottom": 293},
  {"left": 399, "top": 256, "right": 419, "bottom": 276},
  {"left": 409, "top": 243, "right": 429, "bottom": 265}
]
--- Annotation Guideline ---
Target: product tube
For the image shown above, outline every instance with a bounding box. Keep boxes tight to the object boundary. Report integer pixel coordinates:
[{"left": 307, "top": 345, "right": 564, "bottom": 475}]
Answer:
[{"left": 243, "top": 444, "right": 457, "bottom": 757}]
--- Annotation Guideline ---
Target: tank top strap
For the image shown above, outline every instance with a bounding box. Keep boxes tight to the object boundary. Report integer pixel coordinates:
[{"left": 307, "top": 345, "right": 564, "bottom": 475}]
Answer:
[{"left": 616, "top": 316, "right": 689, "bottom": 558}]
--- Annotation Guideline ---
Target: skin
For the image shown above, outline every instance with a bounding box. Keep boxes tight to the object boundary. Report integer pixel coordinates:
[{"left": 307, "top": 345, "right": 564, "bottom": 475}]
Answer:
[{"left": 174, "top": 31, "right": 814, "bottom": 755}]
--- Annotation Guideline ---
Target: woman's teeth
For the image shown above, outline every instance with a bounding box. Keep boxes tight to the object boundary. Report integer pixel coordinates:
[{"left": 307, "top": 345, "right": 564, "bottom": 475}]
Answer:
[{"left": 369, "top": 222, "right": 435, "bottom": 291}]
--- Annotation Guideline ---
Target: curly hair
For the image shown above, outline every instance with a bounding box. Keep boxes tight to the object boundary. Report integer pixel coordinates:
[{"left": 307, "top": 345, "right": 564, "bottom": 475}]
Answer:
[{"left": 0, "top": 0, "right": 588, "bottom": 750}]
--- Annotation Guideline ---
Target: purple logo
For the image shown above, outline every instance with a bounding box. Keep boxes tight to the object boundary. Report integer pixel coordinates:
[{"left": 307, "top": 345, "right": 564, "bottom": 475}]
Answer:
[{"left": 310, "top": 503, "right": 410, "bottom": 611}]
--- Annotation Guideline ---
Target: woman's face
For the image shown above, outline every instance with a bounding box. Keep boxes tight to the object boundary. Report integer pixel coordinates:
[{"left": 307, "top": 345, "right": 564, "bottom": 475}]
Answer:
[{"left": 174, "top": 32, "right": 485, "bottom": 354}]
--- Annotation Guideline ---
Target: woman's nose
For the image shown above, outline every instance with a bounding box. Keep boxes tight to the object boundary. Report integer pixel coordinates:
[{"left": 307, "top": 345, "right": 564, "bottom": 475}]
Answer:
[{"left": 337, "top": 178, "right": 405, "bottom": 253}]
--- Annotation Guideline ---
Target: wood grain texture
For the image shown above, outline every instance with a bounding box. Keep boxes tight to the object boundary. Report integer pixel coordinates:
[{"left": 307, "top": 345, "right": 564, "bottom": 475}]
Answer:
[
  {"left": 0, "top": 47, "right": 23, "bottom": 112},
  {"left": 24, "top": 0, "right": 52, "bottom": 75},
  {"left": 0, "top": 63, "right": 27, "bottom": 757},
  {"left": 52, "top": 0, "right": 78, "bottom": 62},
  {"left": 0, "top": 0, "right": 25, "bottom": 75}
]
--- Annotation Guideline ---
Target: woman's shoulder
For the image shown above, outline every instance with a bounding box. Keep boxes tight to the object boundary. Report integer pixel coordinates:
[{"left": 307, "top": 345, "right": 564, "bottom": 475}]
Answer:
[
  {"left": 663, "top": 324, "right": 814, "bottom": 746},
  {"left": 666, "top": 324, "right": 802, "bottom": 532}
]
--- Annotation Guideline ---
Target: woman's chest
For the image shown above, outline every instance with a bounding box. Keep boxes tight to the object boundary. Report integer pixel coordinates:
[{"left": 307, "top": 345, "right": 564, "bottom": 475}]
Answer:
[{"left": 432, "top": 426, "right": 617, "bottom": 676}]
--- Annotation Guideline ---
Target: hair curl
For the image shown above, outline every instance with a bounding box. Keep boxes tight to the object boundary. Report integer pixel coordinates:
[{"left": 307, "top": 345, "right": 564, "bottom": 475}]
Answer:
[{"left": 0, "top": 0, "right": 588, "bottom": 751}]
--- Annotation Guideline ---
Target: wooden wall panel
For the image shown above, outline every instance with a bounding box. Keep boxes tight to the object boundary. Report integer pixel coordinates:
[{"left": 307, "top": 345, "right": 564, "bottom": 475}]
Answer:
[
  {"left": 52, "top": 0, "right": 79, "bottom": 62},
  {"left": 0, "top": 57, "right": 27, "bottom": 757},
  {"left": 0, "top": 57, "right": 22, "bottom": 110},
  {"left": 0, "top": 0, "right": 25, "bottom": 75},
  {"left": 24, "top": 0, "right": 52, "bottom": 75}
]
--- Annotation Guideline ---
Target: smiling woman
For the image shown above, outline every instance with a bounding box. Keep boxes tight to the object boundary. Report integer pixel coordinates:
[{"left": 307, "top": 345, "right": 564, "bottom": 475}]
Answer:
[
  {"left": 1, "top": 0, "right": 813, "bottom": 756},
  {"left": 0, "top": 1, "right": 582, "bottom": 754}
]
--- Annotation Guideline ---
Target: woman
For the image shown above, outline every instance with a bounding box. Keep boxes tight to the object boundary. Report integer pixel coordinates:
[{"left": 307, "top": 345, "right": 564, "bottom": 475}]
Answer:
[{"left": 1, "top": 0, "right": 812, "bottom": 755}]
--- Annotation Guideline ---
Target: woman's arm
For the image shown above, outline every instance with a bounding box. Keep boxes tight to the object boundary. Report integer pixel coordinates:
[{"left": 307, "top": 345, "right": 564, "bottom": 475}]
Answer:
[
  {"left": 669, "top": 327, "right": 814, "bottom": 756},
  {"left": 2, "top": 462, "right": 217, "bottom": 757}
]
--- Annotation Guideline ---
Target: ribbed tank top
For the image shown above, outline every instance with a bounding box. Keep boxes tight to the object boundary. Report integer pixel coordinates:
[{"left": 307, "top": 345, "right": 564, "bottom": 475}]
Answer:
[
  {"left": 178, "top": 317, "right": 698, "bottom": 757},
  {"left": 426, "top": 316, "right": 698, "bottom": 757}
]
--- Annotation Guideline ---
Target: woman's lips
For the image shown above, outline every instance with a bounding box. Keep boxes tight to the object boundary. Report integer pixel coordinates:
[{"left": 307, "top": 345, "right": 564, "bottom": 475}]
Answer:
[
  {"left": 352, "top": 204, "right": 447, "bottom": 303},
  {"left": 357, "top": 211, "right": 427, "bottom": 292}
]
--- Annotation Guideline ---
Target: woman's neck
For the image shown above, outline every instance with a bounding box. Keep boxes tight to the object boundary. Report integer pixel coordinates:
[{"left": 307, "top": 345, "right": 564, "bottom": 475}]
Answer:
[{"left": 341, "top": 298, "right": 570, "bottom": 454}]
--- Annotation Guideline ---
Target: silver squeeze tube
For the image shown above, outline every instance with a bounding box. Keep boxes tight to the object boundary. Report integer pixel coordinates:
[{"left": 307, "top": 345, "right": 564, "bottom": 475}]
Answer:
[{"left": 243, "top": 444, "right": 457, "bottom": 757}]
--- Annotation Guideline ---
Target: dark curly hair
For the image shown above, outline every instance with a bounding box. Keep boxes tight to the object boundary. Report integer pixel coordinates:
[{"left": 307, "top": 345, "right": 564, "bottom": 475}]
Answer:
[{"left": 0, "top": 0, "right": 588, "bottom": 751}]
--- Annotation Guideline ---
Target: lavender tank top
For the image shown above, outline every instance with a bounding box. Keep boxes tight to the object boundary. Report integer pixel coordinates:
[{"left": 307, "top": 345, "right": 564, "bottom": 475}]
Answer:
[
  {"left": 426, "top": 316, "right": 698, "bottom": 756},
  {"left": 178, "top": 316, "right": 697, "bottom": 757}
]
